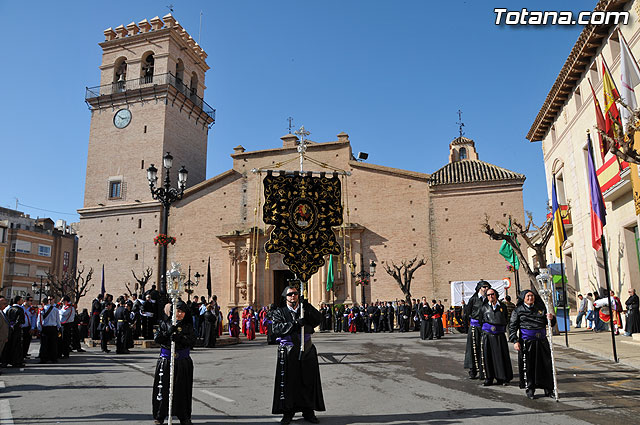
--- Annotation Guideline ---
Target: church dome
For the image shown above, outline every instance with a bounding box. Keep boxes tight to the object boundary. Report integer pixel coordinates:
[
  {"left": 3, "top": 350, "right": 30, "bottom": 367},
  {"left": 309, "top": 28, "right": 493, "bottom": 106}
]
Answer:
[{"left": 429, "top": 159, "right": 525, "bottom": 186}]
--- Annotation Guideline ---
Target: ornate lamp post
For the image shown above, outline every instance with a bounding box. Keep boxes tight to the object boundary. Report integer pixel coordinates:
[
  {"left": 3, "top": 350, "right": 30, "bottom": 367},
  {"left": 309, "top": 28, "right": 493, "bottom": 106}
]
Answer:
[
  {"left": 147, "top": 152, "right": 188, "bottom": 294},
  {"left": 32, "top": 276, "right": 51, "bottom": 304},
  {"left": 184, "top": 265, "right": 201, "bottom": 302},
  {"left": 352, "top": 259, "right": 376, "bottom": 306}
]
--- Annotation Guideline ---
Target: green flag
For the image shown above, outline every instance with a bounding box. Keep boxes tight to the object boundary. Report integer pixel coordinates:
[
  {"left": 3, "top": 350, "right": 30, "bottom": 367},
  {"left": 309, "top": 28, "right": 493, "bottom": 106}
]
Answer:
[
  {"left": 326, "top": 255, "right": 334, "bottom": 292},
  {"left": 499, "top": 219, "right": 520, "bottom": 270}
]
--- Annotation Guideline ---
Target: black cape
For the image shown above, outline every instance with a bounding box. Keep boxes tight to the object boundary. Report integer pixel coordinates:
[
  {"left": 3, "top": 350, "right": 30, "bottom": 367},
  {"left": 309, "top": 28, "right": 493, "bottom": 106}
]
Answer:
[
  {"left": 625, "top": 294, "right": 640, "bottom": 334},
  {"left": 152, "top": 317, "right": 196, "bottom": 422},
  {"left": 480, "top": 302, "right": 513, "bottom": 383},
  {"left": 202, "top": 309, "right": 218, "bottom": 348},
  {"left": 509, "top": 291, "right": 556, "bottom": 391},
  {"left": 271, "top": 302, "right": 325, "bottom": 415},
  {"left": 419, "top": 304, "right": 433, "bottom": 340}
]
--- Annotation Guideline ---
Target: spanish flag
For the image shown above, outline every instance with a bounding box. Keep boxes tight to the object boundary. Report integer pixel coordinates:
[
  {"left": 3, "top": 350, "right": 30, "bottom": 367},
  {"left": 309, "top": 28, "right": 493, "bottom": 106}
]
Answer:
[
  {"left": 551, "top": 176, "right": 566, "bottom": 257},
  {"left": 588, "top": 78, "right": 608, "bottom": 161},
  {"left": 602, "top": 56, "right": 622, "bottom": 140}
]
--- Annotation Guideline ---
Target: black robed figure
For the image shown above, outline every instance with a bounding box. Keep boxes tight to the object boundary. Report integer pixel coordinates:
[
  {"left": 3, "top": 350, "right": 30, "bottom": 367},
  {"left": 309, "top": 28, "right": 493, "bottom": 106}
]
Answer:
[
  {"left": 419, "top": 302, "right": 433, "bottom": 340},
  {"left": 625, "top": 289, "right": 640, "bottom": 335},
  {"left": 464, "top": 280, "right": 490, "bottom": 379},
  {"left": 509, "top": 289, "right": 556, "bottom": 399},
  {"left": 152, "top": 301, "right": 196, "bottom": 425},
  {"left": 479, "top": 288, "right": 513, "bottom": 386},
  {"left": 272, "top": 285, "right": 325, "bottom": 424}
]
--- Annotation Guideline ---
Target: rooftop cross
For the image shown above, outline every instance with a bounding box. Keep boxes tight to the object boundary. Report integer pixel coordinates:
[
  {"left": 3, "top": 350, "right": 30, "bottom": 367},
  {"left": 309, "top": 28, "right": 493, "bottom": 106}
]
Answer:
[
  {"left": 456, "top": 109, "right": 465, "bottom": 138},
  {"left": 287, "top": 117, "right": 294, "bottom": 134}
]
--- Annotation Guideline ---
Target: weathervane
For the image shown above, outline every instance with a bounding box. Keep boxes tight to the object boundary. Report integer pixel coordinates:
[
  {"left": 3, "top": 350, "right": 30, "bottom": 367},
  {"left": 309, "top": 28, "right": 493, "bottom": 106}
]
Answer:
[
  {"left": 456, "top": 109, "right": 465, "bottom": 138},
  {"left": 287, "top": 117, "right": 294, "bottom": 134},
  {"left": 294, "top": 125, "right": 310, "bottom": 172}
]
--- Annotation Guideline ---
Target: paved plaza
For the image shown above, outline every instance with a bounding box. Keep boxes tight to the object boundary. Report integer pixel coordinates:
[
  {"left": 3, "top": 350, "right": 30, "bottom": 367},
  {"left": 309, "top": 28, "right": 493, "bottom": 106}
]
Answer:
[{"left": 2, "top": 331, "right": 639, "bottom": 424}]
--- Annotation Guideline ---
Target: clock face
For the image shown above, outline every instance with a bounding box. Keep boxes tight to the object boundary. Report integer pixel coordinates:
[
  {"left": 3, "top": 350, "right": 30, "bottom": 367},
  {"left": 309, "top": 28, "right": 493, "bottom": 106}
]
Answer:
[{"left": 113, "top": 109, "right": 132, "bottom": 129}]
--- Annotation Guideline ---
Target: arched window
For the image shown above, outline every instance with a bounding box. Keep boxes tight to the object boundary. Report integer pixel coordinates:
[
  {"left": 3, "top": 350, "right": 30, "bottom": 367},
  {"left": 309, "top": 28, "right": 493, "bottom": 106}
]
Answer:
[
  {"left": 190, "top": 72, "right": 198, "bottom": 97},
  {"left": 459, "top": 147, "right": 467, "bottom": 160},
  {"left": 113, "top": 57, "right": 127, "bottom": 92},
  {"left": 175, "top": 59, "right": 184, "bottom": 84},
  {"left": 141, "top": 52, "right": 154, "bottom": 84}
]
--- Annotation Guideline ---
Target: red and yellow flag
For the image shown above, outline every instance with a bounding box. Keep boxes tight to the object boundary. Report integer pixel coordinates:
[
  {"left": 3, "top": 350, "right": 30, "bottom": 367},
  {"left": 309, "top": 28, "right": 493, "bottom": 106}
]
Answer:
[{"left": 602, "top": 56, "right": 622, "bottom": 140}]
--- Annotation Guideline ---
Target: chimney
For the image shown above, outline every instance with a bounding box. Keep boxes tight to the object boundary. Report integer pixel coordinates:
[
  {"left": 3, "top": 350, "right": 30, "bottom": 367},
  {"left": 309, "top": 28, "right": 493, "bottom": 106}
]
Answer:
[{"left": 281, "top": 134, "right": 299, "bottom": 149}]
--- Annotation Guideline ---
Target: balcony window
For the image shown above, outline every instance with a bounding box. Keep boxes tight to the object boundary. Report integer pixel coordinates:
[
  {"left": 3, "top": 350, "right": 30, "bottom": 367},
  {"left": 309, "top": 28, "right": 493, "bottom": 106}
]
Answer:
[
  {"left": 11, "top": 240, "right": 31, "bottom": 253},
  {"left": 11, "top": 263, "right": 29, "bottom": 277}
]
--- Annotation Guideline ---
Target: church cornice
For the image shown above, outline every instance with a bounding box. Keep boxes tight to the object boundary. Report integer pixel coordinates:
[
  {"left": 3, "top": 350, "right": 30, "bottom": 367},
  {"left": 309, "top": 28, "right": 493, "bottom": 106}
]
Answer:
[
  {"left": 77, "top": 201, "right": 161, "bottom": 218},
  {"left": 348, "top": 160, "right": 430, "bottom": 181},
  {"left": 181, "top": 169, "right": 241, "bottom": 199},
  {"left": 230, "top": 140, "right": 349, "bottom": 159}
]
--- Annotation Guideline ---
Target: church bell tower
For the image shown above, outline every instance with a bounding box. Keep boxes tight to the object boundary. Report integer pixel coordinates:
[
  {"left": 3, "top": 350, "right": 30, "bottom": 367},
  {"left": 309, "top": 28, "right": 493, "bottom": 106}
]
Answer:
[{"left": 77, "top": 14, "right": 214, "bottom": 296}]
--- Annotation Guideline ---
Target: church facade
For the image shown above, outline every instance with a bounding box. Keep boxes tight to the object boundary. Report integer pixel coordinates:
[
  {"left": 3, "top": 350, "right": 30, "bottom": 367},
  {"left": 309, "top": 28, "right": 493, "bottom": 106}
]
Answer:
[{"left": 77, "top": 14, "right": 526, "bottom": 310}]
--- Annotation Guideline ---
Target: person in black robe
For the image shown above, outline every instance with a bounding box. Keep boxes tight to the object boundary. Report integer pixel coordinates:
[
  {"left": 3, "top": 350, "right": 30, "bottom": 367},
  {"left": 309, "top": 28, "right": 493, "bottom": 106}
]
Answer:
[
  {"left": 397, "top": 300, "right": 410, "bottom": 332},
  {"left": 114, "top": 297, "right": 132, "bottom": 354},
  {"left": 379, "top": 303, "right": 388, "bottom": 332},
  {"left": 333, "top": 306, "right": 342, "bottom": 333},
  {"left": 464, "top": 280, "right": 490, "bottom": 379},
  {"left": 624, "top": 289, "right": 640, "bottom": 336},
  {"left": 89, "top": 294, "right": 103, "bottom": 340},
  {"left": 432, "top": 300, "right": 445, "bottom": 339},
  {"left": 202, "top": 302, "right": 218, "bottom": 348},
  {"left": 142, "top": 294, "right": 156, "bottom": 340},
  {"left": 78, "top": 308, "right": 90, "bottom": 340},
  {"left": 509, "top": 289, "right": 556, "bottom": 399},
  {"left": 2, "top": 296, "right": 25, "bottom": 367},
  {"left": 341, "top": 306, "right": 349, "bottom": 332},
  {"left": 480, "top": 288, "right": 513, "bottom": 386},
  {"left": 419, "top": 301, "right": 433, "bottom": 340},
  {"left": 387, "top": 302, "right": 395, "bottom": 332},
  {"left": 272, "top": 286, "right": 324, "bottom": 424},
  {"left": 99, "top": 303, "right": 115, "bottom": 353},
  {"left": 152, "top": 301, "right": 196, "bottom": 425},
  {"left": 323, "top": 304, "right": 332, "bottom": 332}
]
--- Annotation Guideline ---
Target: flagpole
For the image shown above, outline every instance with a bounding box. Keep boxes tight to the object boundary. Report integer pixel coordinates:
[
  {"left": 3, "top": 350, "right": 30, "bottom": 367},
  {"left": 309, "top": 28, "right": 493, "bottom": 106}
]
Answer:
[
  {"left": 588, "top": 132, "right": 618, "bottom": 363},
  {"left": 601, "top": 234, "right": 619, "bottom": 363},
  {"left": 559, "top": 248, "right": 569, "bottom": 348}
]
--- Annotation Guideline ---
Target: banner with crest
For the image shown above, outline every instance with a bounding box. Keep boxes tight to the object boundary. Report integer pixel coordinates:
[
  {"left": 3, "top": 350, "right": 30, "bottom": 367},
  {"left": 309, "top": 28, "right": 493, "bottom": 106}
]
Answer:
[{"left": 263, "top": 171, "right": 342, "bottom": 282}]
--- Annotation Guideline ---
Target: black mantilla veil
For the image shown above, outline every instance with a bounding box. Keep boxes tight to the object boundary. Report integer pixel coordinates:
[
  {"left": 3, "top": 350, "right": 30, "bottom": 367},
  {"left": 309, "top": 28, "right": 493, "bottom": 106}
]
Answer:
[
  {"left": 474, "top": 279, "right": 491, "bottom": 294},
  {"left": 516, "top": 289, "right": 545, "bottom": 309}
]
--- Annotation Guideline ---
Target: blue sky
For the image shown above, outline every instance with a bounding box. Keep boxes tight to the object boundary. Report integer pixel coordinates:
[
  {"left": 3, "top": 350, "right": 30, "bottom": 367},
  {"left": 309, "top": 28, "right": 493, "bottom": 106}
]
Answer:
[{"left": 0, "top": 1, "right": 592, "bottom": 224}]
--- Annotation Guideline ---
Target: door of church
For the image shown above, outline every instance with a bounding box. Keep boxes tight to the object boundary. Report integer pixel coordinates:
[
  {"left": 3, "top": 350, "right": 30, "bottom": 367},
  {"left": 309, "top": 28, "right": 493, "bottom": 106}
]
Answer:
[{"left": 273, "top": 270, "right": 296, "bottom": 305}]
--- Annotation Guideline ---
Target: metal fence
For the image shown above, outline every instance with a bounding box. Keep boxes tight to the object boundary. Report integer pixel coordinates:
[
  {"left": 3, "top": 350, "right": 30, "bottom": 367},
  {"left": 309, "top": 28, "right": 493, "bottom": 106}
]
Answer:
[{"left": 85, "top": 72, "right": 215, "bottom": 121}]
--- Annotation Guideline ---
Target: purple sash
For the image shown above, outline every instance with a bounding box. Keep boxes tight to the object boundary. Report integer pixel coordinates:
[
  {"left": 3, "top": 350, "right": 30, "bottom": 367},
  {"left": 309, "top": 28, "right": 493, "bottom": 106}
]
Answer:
[
  {"left": 276, "top": 334, "right": 311, "bottom": 347},
  {"left": 520, "top": 328, "right": 546, "bottom": 340},
  {"left": 481, "top": 323, "right": 505, "bottom": 334},
  {"left": 160, "top": 347, "right": 190, "bottom": 360},
  {"left": 469, "top": 318, "right": 481, "bottom": 328}
]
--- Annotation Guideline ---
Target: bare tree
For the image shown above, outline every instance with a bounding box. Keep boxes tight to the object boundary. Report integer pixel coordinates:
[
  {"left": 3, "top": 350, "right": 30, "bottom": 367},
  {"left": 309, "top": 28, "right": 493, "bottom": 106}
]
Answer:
[
  {"left": 131, "top": 267, "right": 153, "bottom": 296},
  {"left": 382, "top": 257, "right": 427, "bottom": 305},
  {"left": 47, "top": 266, "right": 94, "bottom": 305},
  {"left": 482, "top": 212, "right": 553, "bottom": 290}
]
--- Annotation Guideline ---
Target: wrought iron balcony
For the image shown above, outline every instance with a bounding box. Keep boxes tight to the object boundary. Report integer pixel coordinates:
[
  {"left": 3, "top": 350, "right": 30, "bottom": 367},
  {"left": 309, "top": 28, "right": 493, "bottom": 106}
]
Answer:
[{"left": 85, "top": 72, "right": 215, "bottom": 124}]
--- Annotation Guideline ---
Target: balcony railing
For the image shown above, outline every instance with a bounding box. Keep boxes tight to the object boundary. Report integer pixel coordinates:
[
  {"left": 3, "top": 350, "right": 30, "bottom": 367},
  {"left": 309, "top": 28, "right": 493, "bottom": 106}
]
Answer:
[{"left": 85, "top": 72, "right": 215, "bottom": 123}]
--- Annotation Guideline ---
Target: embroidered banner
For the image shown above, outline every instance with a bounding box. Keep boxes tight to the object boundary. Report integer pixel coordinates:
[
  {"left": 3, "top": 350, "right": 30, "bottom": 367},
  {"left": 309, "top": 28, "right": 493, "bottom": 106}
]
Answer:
[{"left": 263, "top": 171, "right": 342, "bottom": 282}]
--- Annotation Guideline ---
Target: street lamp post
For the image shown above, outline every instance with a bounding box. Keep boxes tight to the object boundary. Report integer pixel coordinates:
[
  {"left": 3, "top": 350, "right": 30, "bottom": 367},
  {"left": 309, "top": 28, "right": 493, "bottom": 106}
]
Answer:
[
  {"left": 184, "top": 265, "right": 201, "bottom": 302},
  {"left": 147, "top": 152, "right": 188, "bottom": 294},
  {"left": 31, "top": 276, "right": 51, "bottom": 304},
  {"left": 352, "top": 258, "right": 376, "bottom": 306}
]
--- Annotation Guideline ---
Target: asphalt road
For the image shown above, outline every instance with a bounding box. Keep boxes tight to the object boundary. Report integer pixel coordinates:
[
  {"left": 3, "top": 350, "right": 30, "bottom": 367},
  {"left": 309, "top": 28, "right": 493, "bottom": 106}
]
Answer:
[{"left": 2, "top": 330, "right": 639, "bottom": 424}]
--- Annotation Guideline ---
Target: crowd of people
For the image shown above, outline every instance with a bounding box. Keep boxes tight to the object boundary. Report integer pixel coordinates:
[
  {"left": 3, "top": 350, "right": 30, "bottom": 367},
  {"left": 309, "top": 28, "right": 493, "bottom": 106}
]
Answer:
[{"left": 574, "top": 289, "right": 640, "bottom": 336}]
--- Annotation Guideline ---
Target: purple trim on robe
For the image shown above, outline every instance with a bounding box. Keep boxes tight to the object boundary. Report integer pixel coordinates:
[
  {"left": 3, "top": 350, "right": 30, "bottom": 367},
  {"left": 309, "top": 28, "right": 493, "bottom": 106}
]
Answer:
[
  {"left": 520, "top": 328, "right": 546, "bottom": 340},
  {"left": 160, "top": 347, "right": 190, "bottom": 360},
  {"left": 469, "top": 318, "right": 481, "bottom": 328},
  {"left": 276, "top": 333, "right": 311, "bottom": 347},
  {"left": 481, "top": 323, "right": 505, "bottom": 334}
]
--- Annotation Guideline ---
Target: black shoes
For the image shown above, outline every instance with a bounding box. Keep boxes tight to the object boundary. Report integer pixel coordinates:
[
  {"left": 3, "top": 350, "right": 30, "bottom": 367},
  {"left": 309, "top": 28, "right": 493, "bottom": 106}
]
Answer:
[
  {"left": 482, "top": 380, "right": 492, "bottom": 386},
  {"left": 526, "top": 389, "right": 535, "bottom": 399},
  {"left": 303, "top": 412, "right": 320, "bottom": 424},
  {"left": 76, "top": 348, "right": 86, "bottom": 353},
  {"left": 281, "top": 414, "right": 294, "bottom": 424},
  {"left": 544, "top": 389, "right": 554, "bottom": 398}
]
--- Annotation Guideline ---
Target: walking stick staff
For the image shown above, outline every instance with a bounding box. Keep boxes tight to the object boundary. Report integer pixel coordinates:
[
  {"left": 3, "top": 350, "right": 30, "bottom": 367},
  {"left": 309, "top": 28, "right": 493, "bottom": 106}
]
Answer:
[
  {"left": 166, "top": 263, "right": 185, "bottom": 425},
  {"left": 299, "top": 278, "right": 307, "bottom": 360},
  {"left": 536, "top": 268, "right": 559, "bottom": 402}
]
